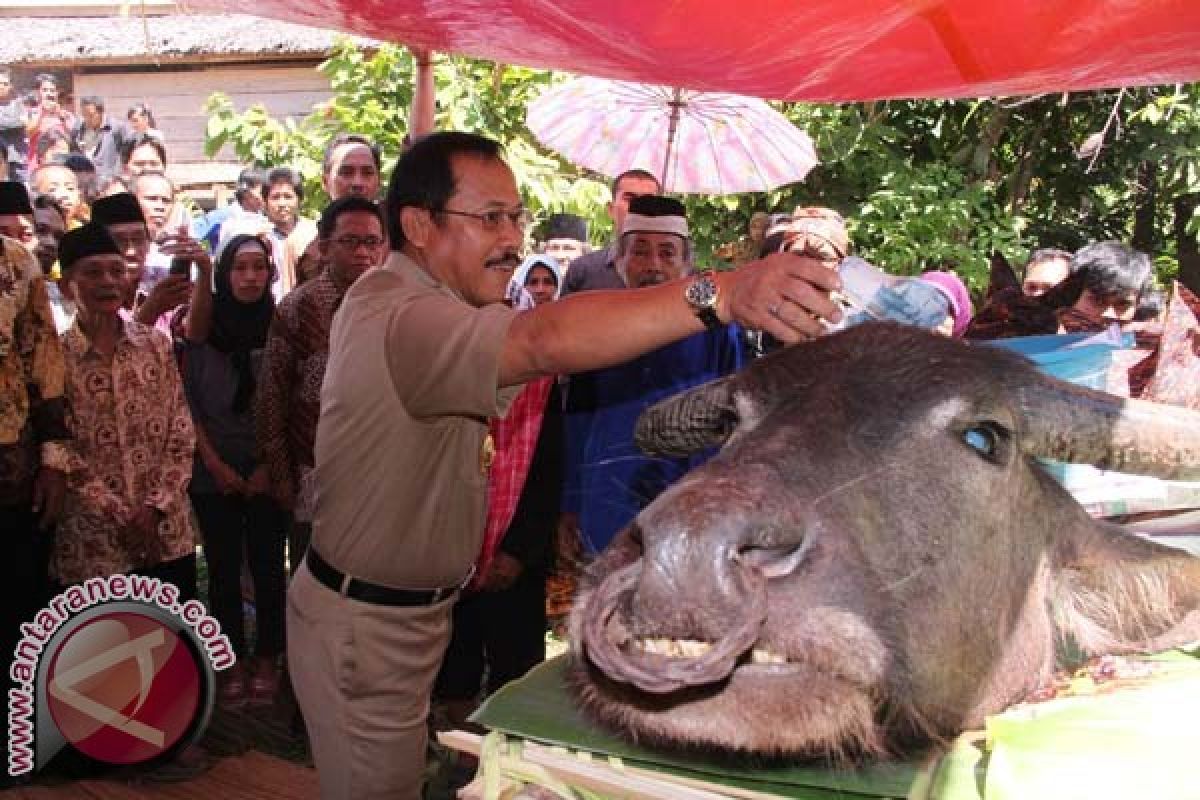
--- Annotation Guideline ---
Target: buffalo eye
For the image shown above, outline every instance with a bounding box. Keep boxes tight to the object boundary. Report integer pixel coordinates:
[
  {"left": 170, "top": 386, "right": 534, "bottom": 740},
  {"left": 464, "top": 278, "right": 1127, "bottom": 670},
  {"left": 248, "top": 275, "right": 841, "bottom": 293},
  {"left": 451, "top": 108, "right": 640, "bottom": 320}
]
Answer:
[{"left": 962, "top": 421, "right": 1011, "bottom": 464}]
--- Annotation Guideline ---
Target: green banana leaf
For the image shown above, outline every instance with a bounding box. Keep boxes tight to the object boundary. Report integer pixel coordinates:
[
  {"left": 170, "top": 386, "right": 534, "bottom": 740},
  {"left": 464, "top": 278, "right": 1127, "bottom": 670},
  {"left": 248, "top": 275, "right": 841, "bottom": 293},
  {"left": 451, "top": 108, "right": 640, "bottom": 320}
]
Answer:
[
  {"left": 981, "top": 648, "right": 1200, "bottom": 800},
  {"left": 472, "top": 655, "right": 934, "bottom": 798},
  {"left": 471, "top": 650, "right": 1200, "bottom": 799}
]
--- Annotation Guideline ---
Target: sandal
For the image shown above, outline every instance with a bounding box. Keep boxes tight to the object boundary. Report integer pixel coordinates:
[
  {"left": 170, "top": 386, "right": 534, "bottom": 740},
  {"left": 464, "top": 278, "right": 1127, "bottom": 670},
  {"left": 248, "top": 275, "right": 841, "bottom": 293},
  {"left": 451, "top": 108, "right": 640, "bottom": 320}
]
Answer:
[
  {"left": 218, "top": 665, "right": 247, "bottom": 710},
  {"left": 248, "top": 660, "right": 279, "bottom": 706}
]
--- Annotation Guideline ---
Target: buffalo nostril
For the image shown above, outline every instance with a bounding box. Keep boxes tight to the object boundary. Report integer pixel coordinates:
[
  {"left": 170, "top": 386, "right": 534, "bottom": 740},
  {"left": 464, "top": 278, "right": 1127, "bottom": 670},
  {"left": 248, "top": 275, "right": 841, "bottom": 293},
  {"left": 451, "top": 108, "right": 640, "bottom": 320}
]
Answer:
[{"left": 734, "top": 541, "right": 807, "bottom": 579}]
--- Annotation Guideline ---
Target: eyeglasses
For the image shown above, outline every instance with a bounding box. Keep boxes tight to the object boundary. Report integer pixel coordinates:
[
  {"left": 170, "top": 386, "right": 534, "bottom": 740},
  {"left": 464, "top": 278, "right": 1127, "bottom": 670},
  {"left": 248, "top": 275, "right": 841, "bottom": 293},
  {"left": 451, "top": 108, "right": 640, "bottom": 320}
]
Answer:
[
  {"left": 333, "top": 235, "right": 386, "bottom": 250},
  {"left": 438, "top": 208, "right": 534, "bottom": 233}
]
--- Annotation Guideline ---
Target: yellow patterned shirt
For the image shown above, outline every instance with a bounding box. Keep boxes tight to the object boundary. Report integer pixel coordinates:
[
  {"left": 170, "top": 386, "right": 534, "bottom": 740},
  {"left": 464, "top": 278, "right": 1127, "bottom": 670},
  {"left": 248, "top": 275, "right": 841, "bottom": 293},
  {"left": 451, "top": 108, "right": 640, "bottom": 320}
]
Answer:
[{"left": 0, "top": 236, "right": 70, "bottom": 506}]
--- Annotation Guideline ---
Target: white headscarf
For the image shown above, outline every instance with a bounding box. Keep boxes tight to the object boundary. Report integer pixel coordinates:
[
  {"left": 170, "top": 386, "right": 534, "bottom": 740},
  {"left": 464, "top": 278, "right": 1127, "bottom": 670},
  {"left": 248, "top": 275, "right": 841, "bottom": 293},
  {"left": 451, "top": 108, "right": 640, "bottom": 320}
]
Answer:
[{"left": 510, "top": 253, "right": 565, "bottom": 308}]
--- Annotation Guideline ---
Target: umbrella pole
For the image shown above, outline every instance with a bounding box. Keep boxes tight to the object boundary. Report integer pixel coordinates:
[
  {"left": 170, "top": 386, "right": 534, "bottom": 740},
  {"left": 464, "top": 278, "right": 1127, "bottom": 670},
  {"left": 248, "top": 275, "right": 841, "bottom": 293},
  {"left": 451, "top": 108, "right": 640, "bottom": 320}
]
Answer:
[{"left": 662, "top": 89, "right": 684, "bottom": 192}]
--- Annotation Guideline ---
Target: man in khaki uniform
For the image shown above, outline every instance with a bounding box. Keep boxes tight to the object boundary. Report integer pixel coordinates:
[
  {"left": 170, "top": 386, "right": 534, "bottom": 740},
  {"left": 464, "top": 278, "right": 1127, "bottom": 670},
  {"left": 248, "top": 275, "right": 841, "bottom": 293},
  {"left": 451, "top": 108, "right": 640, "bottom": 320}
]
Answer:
[{"left": 287, "top": 131, "right": 843, "bottom": 799}]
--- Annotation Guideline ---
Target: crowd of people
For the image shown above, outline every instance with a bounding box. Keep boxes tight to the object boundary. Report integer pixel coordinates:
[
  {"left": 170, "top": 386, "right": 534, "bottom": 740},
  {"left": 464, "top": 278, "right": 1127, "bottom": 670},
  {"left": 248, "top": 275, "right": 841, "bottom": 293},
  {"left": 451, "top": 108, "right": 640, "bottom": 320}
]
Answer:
[{"left": 0, "top": 53, "right": 1178, "bottom": 799}]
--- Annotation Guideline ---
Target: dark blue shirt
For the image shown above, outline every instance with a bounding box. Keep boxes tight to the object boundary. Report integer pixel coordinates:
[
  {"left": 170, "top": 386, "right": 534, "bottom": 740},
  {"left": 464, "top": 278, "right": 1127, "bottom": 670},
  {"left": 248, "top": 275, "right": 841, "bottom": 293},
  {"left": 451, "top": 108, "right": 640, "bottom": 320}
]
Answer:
[{"left": 564, "top": 325, "right": 745, "bottom": 553}]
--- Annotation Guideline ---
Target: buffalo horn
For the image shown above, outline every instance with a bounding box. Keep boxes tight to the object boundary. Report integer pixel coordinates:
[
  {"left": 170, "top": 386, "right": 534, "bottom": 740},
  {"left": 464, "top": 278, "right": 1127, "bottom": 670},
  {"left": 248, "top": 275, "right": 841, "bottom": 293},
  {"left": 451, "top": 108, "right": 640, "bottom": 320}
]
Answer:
[
  {"left": 634, "top": 376, "right": 739, "bottom": 457},
  {"left": 1019, "top": 380, "right": 1200, "bottom": 481}
]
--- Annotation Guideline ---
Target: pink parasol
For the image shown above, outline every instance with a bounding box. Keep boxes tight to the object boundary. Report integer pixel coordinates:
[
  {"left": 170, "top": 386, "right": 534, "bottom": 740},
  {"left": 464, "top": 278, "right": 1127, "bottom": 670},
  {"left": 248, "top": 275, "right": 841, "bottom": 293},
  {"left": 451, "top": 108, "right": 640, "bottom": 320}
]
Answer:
[{"left": 526, "top": 77, "right": 818, "bottom": 195}]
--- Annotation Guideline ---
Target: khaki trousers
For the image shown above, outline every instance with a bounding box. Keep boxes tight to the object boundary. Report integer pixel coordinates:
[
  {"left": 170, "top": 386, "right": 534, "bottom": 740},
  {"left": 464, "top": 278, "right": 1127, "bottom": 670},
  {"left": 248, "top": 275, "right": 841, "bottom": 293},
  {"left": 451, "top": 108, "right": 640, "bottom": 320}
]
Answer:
[{"left": 288, "top": 562, "right": 454, "bottom": 800}]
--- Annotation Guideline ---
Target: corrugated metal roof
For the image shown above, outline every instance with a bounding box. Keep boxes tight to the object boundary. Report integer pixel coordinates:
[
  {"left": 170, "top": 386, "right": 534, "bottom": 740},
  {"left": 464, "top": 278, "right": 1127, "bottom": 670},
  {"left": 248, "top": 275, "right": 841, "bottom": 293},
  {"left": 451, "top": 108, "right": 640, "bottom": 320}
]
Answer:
[{"left": 0, "top": 12, "right": 375, "bottom": 66}]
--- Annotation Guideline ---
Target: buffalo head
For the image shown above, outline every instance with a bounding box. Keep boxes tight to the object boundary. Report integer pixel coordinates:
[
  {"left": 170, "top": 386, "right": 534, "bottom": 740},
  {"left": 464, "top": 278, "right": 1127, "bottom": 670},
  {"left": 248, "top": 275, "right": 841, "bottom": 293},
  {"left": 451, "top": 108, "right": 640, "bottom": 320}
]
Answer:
[{"left": 568, "top": 323, "right": 1200, "bottom": 759}]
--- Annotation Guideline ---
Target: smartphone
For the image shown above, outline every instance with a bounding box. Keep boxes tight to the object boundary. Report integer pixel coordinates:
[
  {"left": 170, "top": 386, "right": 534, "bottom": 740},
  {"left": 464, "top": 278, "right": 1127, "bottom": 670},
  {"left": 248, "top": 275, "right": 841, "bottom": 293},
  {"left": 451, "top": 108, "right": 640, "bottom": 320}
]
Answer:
[{"left": 169, "top": 256, "right": 191, "bottom": 276}]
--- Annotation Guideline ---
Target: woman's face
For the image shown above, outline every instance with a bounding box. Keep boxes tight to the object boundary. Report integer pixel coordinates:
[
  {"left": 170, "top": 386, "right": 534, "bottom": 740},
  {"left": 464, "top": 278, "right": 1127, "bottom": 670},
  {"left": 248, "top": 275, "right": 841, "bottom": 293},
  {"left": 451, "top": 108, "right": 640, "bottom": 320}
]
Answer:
[
  {"left": 265, "top": 182, "right": 299, "bottom": 231},
  {"left": 228, "top": 241, "right": 271, "bottom": 304},
  {"left": 523, "top": 264, "right": 559, "bottom": 305}
]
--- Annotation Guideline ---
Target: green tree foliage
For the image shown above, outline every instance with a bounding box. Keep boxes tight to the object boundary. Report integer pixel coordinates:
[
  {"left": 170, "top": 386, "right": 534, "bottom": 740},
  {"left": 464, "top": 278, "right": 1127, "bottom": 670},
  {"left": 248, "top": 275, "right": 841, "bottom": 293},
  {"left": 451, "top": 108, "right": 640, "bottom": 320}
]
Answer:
[
  {"left": 205, "top": 41, "right": 609, "bottom": 239},
  {"left": 205, "top": 41, "right": 1199, "bottom": 292}
]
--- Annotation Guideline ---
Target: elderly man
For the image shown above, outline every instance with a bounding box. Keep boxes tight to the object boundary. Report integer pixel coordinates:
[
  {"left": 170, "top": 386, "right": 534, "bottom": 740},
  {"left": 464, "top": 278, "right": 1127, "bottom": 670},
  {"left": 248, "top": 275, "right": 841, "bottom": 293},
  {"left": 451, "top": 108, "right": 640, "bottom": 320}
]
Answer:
[
  {"left": 560, "top": 168, "right": 661, "bottom": 295},
  {"left": 91, "top": 191, "right": 191, "bottom": 330},
  {"left": 54, "top": 223, "right": 197, "bottom": 593},
  {"left": 562, "top": 195, "right": 746, "bottom": 554},
  {"left": 287, "top": 132, "right": 839, "bottom": 799},
  {"left": 1022, "top": 247, "right": 1074, "bottom": 297},
  {"left": 130, "top": 171, "right": 203, "bottom": 303},
  {"left": 321, "top": 133, "right": 382, "bottom": 202},
  {"left": 257, "top": 195, "right": 387, "bottom": 574},
  {"left": 0, "top": 231, "right": 69, "bottom": 771},
  {"left": 540, "top": 212, "right": 590, "bottom": 269}
]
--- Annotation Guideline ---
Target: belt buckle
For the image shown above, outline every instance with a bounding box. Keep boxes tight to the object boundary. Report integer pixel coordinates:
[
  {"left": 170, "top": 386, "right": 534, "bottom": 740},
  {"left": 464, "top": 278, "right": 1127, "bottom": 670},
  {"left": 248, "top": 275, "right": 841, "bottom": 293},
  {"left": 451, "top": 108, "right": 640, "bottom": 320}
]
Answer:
[
  {"left": 429, "top": 565, "right": 475, "bottom": 605},
  {"left": 457, "top": 564, "right": 476, "bottom": 591}
]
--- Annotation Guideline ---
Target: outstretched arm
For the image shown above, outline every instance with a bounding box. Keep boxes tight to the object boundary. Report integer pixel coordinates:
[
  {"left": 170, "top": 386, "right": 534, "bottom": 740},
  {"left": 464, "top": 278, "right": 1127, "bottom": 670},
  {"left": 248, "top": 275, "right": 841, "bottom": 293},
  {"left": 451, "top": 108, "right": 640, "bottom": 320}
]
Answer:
[{"left": 407, "top": 46, "right": 437, "bottom": 141}]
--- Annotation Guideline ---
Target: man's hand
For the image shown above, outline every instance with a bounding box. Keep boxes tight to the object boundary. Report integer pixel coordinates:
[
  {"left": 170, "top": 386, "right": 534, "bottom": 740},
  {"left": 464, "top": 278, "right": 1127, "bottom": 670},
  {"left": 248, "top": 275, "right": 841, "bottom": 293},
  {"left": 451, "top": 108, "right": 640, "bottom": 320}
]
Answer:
[
  {"left": 208, "top": 459, "right": 247, "bottom": 496},
  {"left": 721, "top": 252, "right": 843, "bottom": 345},
  {"left": 555, "top": 512, "right": 584, "bottom": 567},
  {"left": 31, "top": 467, "right": 66, "bottom": 530},
  {"left": 136, "top": 274, "right": 192, "bottom": 324},
  {"left": 479, "top": 552, "right": 524, "bottom": 592},
  {"left": 245, "top": 465, "right": 271, "bottom": 497},
  {"left": 159, "top": 230, "right": 212, "bottom": 279}
]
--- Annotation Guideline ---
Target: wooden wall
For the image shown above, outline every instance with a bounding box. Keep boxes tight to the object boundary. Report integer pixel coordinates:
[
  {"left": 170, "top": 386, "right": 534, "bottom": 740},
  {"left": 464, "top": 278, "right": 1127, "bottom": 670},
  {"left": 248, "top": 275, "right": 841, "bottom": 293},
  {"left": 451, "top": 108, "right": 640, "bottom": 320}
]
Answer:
[{"left": 74, "top": 62, "right": 330, "bottom": 193}]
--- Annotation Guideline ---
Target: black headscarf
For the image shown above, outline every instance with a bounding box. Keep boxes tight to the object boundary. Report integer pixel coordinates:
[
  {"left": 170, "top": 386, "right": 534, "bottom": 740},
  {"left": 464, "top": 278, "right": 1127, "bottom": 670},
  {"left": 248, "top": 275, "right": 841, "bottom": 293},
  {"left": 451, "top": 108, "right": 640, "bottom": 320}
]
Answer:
[{"left": 210, "top": 234, "right": 276, "bottom": 413}]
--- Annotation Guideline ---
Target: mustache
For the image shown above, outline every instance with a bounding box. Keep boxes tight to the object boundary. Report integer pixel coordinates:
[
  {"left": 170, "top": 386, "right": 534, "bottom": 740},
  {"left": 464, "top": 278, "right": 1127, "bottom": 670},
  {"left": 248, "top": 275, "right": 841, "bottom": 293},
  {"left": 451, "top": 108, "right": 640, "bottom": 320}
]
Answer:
[{"left": 485, "top": 252, "right": 521, "bottom": 271}]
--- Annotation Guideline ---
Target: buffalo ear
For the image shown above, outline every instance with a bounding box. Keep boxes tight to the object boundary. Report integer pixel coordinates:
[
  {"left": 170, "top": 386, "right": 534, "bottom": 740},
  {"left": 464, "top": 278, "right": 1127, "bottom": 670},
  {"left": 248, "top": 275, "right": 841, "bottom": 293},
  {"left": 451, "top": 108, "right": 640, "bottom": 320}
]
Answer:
[
  {"left": 987, "top": 251, "right": 1021, "bottom": 298},
  {"left": 1038, "top": 268, "right": 1086, "bottom": 310},
  {"left": 1051, "top": 522, "right": 1200, "bottom": 658}
]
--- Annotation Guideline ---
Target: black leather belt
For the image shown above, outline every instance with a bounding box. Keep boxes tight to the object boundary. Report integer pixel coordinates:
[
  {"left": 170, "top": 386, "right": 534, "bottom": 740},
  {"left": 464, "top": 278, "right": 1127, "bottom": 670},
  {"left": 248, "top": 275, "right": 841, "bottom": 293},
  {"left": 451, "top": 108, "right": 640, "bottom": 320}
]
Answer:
[{"left": 306, "top": 547, "right": 463, "bottom": 607}]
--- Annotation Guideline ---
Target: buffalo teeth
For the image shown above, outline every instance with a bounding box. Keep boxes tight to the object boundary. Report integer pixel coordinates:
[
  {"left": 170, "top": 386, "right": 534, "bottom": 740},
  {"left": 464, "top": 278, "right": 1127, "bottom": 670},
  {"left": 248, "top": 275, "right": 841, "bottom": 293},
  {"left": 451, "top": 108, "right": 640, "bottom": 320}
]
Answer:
[
  {"left": 635, "top": 638, "right": 789, "bottom": 664},
  {"left": 637, "top": 638, "right": 712, "bottom": 658},
  {"left": 750, "top": 648, "right": 788, "bottom": 664}
]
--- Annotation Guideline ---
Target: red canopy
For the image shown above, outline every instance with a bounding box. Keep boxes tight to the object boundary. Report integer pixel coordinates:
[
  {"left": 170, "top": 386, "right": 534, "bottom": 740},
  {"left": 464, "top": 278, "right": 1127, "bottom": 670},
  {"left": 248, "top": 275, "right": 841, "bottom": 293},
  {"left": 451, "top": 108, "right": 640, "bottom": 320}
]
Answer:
[{"left": 192, "top": 0, "right": 1200, "bottom": 100}]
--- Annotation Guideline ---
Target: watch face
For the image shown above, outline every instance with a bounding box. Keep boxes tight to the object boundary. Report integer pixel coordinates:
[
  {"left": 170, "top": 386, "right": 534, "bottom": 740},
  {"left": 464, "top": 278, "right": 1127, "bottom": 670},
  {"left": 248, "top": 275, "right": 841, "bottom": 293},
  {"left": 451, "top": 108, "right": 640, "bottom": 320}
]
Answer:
[{"left": 688, "top": 275, "right": 717, "bottom": 308}]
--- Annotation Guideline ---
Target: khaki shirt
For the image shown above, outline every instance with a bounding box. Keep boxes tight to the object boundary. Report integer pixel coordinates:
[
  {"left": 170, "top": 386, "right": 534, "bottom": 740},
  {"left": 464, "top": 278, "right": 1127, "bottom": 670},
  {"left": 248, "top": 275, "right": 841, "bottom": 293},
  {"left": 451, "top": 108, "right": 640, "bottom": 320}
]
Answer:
[{"left": 311, "top": 252, "right": 519, "bottom": 588}]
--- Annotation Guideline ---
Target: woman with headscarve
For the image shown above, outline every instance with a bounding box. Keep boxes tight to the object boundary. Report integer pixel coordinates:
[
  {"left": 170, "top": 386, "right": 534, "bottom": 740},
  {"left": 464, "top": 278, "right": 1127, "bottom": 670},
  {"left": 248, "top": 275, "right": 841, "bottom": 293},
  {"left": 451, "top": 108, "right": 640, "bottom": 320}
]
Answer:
[{"left": 181, "top": 233, "right": 286, "bottom": 708}]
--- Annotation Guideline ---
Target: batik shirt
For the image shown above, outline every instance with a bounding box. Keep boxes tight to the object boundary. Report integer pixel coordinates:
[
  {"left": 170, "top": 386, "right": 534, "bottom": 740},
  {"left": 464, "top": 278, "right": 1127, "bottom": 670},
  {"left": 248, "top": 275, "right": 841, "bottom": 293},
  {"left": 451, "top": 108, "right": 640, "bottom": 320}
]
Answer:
[
  {"left": 257, "top": 268, "right": 350, "bottom": 502},
  {"left": 0, "top": 237, "right": 70, "bottom": 506},
  {"left": 55, "top": 318, "right": 196, "bottom": 583}
]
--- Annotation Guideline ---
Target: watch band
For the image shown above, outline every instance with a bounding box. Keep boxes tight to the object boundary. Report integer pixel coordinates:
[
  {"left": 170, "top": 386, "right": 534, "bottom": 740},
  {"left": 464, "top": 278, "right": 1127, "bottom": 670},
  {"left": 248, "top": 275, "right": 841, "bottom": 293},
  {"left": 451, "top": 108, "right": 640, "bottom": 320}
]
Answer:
[{"left": 695, "top": 305, "right": 721, "bottom": 330}]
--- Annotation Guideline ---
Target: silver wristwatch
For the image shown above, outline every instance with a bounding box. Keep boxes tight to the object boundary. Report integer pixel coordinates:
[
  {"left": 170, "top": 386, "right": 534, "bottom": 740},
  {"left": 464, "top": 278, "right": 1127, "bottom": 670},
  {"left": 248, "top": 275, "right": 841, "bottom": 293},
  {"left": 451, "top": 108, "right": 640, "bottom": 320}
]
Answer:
[{"left": 685, "top": 271, "right": 722, "bottom": 330}]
